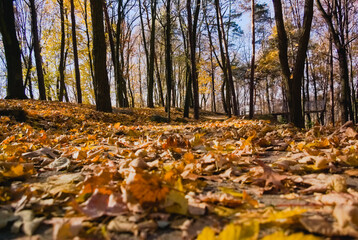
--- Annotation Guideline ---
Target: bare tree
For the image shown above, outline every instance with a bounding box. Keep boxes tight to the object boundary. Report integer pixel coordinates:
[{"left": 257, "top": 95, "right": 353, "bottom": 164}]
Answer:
[
  {"left": 28, "top": 0, "right": 46, "bottom": 100},
  {"left": 70, "top": 0, "right": 82, "bottom": 103},
  {"left": 272, "top": 0, "right": 313, "bottom": 128}
]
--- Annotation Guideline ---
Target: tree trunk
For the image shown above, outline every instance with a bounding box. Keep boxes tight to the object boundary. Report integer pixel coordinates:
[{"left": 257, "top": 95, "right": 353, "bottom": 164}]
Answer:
[
  {"left": 325, "top": 34, "right": 334, "bottom": 125},
  {"left": 214, "top": 0, "right": 231, "bottom": 117},
  {"left": 147, "top": 0, "right": 157, "bottom": 108},
  {"left": 138, "top": 0, "right": 149, "bottom": 107},
  {"left": 249, "top": 0, "right": 255, "bottom": 119},
  {"left": 337, "top": 47, "right": 353, "bottom": 122},
  {"left": 155, "top": 54, "right": 165, "bottom": 106},
  {"left": 265, "top": 77, "right": 271, "bottom": 114},
  {"left": 316, "top": 0, "right": 354, "bottom": 123},
  {"left": 90, "top": 0, "right": 112, "bottom": 112},
  {"left": 70, "top": 0, "right": 82, "bottom": 103},
  {"left": 210, "top": 48, "right": 216, "bottom": 113},
  {"left": 24, "top": 45, "right": 34, "bottom": 99},
  {"left": 83, "top": 0, "right": 95, "bottom": 102},
  {"left": 165, "top": 0, "right": 172, "bottom": 120},
  {"left": 272, "top": 0, "right": 313, "bottom": 128},
  {"left": 58, "top": 0, "right": 67, "bottom": 102},
  {"left": 114, "top": 0, "right": 128, "bottom": 107},
  {"left": 215, "top": 0, "right": 238, "bottom": 116},
  {"left": 178, "top": 4, "right": 191, "bottom": 118},
  {"left": 0, "top": 1, "right": 27, "bottom": 99},
  {"left": 187, "top": 0, "right": 201, "bottom": 120},
  {"left": 29, "top": 0, "right": 46, "bottom": 100}
]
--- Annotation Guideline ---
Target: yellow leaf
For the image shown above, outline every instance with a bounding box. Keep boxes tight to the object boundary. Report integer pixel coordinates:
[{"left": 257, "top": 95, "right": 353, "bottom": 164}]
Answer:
[
  {"left": 219, "top": 187, "right": 243, "bottom": 198},
  {"left": 2, "top": 164, "right": 24, "bottom": 178},
  {"left": 183, "top": 152, "right": 195, "bottom": 163},
  {"left": 197, "top": 226, "right": 216, "bottom": 240},
  {"left": 114, "top": 122, "right": 121, "bottom": 130},
  {"left": 239, "top": 221, "right": 259, "bottom": 240},
  {"left": 164, "top": 190, "right": 188, "bottom": 215},
  {"left": 218, "top": 223, "right": 241, "bottom": 240},
  {"left": 214, "top": 206, "right": 238, "bottom": 217},
  {"left": 262, "top": 231, "right": 321, "bottom": 240},
  {"left": 264, "top": 207, "right": 307, "bottom": 223}
]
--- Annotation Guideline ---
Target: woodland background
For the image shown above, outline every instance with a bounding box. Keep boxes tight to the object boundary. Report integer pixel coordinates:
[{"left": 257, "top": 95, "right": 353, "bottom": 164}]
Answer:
[{"left": 0, "top": 0, "right": 358, "bottom": 127}]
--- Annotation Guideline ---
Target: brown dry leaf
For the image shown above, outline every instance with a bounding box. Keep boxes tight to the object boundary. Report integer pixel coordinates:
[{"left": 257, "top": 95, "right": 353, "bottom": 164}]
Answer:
[
  {"left": 300, "top": 214, "right": 358, "bottom": 238},
  {"left": 199, "top": 192, "right": 243, "bottom": 208},
  {"left": 333, "top": 204, "right": 358, "bottom": 228},
  {"left": 79, "top": 168, "right": 115, "bottom": 196},
  {"left": 22, "top": 147, "right": 60, "bottom": 159},
  {"left": 316, "top": 192, "right": 358, "bottom": 205},
  {"left": 253, "top": 160, "right": 287, "bottom": 191},
  {"left": 76, "top": 189, "right": 127, "bottom": 218},
  {"left": 47, "top": 217, "right": 86, "bottom": 240},
  {"left": 48, "top": 157, "right": 71, "bottom": 171}
]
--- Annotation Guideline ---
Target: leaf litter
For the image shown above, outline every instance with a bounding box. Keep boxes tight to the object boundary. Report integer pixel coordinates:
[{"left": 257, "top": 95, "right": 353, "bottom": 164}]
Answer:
[{"left": 1, "top": 100, "right": 358, "bottom": 239}]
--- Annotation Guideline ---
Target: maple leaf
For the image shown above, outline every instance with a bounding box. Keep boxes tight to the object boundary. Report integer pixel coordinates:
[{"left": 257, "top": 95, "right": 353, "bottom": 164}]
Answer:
[{"left": 253, "top": 160, "right": 287, "bottom": 191}]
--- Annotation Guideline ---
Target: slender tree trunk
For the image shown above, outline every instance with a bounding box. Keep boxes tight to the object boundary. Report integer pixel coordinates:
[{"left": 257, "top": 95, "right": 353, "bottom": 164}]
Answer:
[
  {"left": 179, "top": 4, "right": 191, "bottom": 118},
  {"left": 114, "top": 0, "right": 128, "bottom": 107},
  {"left": 104, "top": 1, "right": 118, "bottom": 105},
  {"left": 165, "top": 0, "right": 172, "bottom": 120},
  {"left": 155, "top": 54, "right": 165, "bottom": 106},
  {"left": 58, "top": 0, "right": 66, "bottom": 102},
  {"left": 187, "top": 0, "right": 201, "bottom": 119},
  {"left": 249, "top": 0, "right": 255, "bottom": 119},
  {"left": 29, "top": 0, "right": 46, "bottom": 100},
  {"left": 328, "top": 35, "right": 334, "bottom": 125},
  {"left": 70, "top": 0, "right": 82, "bottom": 103},
  {"left": 337, "top": 47, "right": 353, "bottom": 122},
  {"left": 138, "top": 44, "right": 144, "bottom": 107},
  {"left": 210, "top": 48, "right": 216, "bottom": 113},
  {"left": 265, "top": 77, "right": 271, "bottom": 114},
  {"left": 24, "top": 44, "right": 34, "bottom": 99},
  {"left": 316, "top": 0, "right": 354, "bottom": 123},
  {"left": 147, "top": 0, "right": 157, "bottom": 107},
  {"left": 214, "top": 0, "right": 230, "bottom": 117},
  {"left": 90, "top": 0, "right": 112, "bottom": 112},
  {"left": 305, "top": 59, "right": 311, "bottom": 123},
  {"left": 83, "top": 0, "right": 95, "bottom": 102},
  {"left": 138, "top": 0, "right": 149, "bottom": 107},
  {"left": 215, "top": 0, "right": 238, "bottom": 116}
]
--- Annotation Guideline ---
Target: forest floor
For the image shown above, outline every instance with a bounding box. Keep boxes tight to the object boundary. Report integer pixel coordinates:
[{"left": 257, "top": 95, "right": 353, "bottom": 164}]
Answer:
[{"left": 1, "top": 99, "right": 358, "bottom": 239}]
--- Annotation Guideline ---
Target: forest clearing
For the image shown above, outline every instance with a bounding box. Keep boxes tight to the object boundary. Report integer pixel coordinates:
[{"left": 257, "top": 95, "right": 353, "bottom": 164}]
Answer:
[{"left": 1, "top": 99, "right": 358, "bottom": 239}]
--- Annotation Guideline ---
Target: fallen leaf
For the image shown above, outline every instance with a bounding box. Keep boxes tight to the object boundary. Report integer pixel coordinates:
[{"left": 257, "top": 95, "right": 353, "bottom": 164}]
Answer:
[
  {"left": 48, "top": 157, "right": 71, "bottom": 171},
  {"left": 197, "top": 226, "right": 216, "bottom": 240},
  {"left": 76, "top": 189, "right": 127, "bottom": 218},
  {"left": 253, "top": 160, "right": 287, "bottom": 191},
  {"left": 300, "top": 214, "right": 358, "bottom": 238},
  {"left": 47, "top": 217, "right": 86, "bottom": 240},
  {"left": 164, "top": 190, "right": 188, "bottom": 215},
  {"left": 124, "top": 171, "right": 169, "bottom": 205}
]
